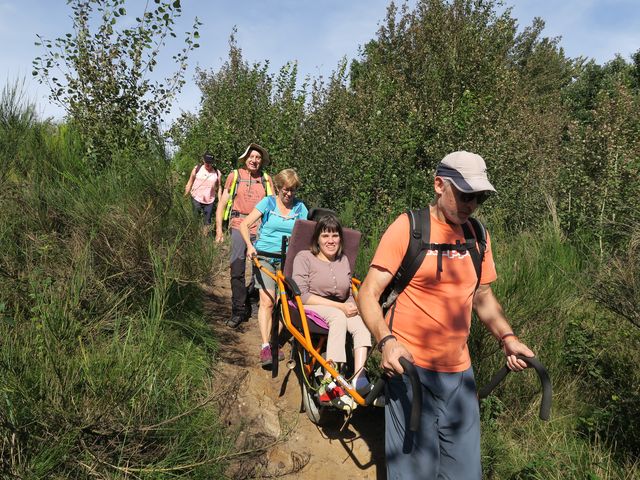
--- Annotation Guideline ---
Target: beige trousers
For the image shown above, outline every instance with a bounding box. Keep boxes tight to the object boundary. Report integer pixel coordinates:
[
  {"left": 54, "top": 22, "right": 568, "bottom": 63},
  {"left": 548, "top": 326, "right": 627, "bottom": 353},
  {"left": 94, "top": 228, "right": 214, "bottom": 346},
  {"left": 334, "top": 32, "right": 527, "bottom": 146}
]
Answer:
[{"left": 303, "top": 304, "right": 372, "bottom": 363}]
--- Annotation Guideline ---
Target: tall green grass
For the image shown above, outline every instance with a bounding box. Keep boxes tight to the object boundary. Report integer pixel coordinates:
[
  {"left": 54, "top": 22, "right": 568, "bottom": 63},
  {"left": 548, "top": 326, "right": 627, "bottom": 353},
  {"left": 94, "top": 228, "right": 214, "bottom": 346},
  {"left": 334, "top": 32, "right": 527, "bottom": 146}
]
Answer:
[
  {"left": 472, "top": 224, "right": 640, "bottom": 479},
  {"left": 0, "top": 81, "right": 231, "bottom": 478}
]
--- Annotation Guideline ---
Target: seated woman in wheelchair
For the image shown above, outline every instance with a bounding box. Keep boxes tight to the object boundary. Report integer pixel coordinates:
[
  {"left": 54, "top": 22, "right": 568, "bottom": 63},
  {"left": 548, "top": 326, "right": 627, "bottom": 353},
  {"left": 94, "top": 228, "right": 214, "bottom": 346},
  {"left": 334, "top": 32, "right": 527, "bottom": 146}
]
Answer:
[{"left": 292, "top": 215, "right": 372, "bottom": 411}]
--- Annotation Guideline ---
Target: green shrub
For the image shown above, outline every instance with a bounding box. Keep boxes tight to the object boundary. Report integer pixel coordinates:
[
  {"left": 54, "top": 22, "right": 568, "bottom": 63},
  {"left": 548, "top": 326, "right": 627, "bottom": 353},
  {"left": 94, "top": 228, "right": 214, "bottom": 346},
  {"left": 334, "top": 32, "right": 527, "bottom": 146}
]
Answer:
[{"left": 0, "top": 86, "right": 230, "bottom": 478}]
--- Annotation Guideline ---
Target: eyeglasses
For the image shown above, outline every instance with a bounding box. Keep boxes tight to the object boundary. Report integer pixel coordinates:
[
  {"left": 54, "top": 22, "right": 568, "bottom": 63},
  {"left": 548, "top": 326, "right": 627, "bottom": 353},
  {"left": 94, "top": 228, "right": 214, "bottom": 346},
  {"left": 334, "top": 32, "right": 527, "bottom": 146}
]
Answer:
[
  {"left": 450, "top": 184, "right": 490, "bottom": 205},
  {"left": 280, "top": 187, "right": 297, "bottom": 194}
]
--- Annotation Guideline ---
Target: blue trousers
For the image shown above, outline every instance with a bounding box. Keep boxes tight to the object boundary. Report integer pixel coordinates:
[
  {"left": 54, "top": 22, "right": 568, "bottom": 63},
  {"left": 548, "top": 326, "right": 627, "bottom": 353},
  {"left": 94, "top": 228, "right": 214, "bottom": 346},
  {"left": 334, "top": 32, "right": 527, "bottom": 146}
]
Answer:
[
  {"left": 191, "top": 198, "right": 214, "bottom": 225},
  {"left": 385, "top": 366, "right": 481, "bottom": 480}
]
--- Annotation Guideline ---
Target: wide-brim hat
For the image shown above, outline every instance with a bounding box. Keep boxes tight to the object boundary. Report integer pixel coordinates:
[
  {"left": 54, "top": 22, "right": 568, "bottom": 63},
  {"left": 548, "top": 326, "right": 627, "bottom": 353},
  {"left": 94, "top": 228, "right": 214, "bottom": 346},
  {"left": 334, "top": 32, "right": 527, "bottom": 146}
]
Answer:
[
  {"left": 435, "top": 151, "right": 497, "bottom": 193},
  {"left": 238, "top": 143, "right": 270, "bottom": 167}
]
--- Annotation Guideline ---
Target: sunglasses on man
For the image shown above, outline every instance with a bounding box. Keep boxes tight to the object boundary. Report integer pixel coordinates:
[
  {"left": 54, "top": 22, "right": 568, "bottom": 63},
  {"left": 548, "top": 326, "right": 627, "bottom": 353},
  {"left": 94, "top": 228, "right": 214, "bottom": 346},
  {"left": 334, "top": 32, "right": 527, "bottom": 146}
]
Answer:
[{"left": 450, "top": 184, "right": 490, "bottom": 205}]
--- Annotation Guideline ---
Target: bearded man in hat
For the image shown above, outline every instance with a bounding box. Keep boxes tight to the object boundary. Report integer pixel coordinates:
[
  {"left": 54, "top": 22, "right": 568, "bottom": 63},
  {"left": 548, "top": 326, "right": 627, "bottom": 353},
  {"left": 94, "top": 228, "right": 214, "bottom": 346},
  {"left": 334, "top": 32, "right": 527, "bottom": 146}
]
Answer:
[
  {"left": 215, "top": 143, "right": 273, "bottom": 328},
  {"left": 357, "top": 151, "right": 534, "bottom": 479}
]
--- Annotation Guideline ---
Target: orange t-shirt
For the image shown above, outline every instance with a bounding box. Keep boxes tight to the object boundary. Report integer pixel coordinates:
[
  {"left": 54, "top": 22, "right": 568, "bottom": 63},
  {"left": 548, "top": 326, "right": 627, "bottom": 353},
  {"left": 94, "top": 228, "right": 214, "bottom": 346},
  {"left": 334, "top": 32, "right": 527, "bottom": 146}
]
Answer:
[
  {"left": 224, "top": 168, "right": 270, "bottom": 233},
  {"left": 371, "top": 212, "right": 497, "bottom": 372}
]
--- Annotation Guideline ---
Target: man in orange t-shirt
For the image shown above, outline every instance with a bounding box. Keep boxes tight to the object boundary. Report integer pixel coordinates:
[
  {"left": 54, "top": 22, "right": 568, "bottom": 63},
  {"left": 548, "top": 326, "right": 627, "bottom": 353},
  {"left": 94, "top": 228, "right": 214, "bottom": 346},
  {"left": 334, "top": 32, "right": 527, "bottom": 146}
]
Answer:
[{"left": 358, "top": 151, "right": 534, "bottom": 480}]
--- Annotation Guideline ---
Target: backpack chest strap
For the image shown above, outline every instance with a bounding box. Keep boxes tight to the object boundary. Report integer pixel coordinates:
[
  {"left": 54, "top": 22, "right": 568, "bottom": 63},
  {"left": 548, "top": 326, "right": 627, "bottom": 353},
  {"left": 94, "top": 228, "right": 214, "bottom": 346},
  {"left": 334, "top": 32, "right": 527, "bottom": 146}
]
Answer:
[{"left": 426, "top": 241, "right": 471, "bottom": 273}]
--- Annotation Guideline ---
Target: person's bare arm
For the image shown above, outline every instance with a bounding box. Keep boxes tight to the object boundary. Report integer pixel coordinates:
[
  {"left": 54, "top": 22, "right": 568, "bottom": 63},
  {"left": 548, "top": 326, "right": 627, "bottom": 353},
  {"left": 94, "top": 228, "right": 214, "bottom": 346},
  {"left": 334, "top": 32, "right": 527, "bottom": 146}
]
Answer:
[
  {"left": 184, "top": 168, "right": 195, "bottom": 196},
  {"left": 473, "top": 284, "right": 534, "bottom": 371},
  {"left": 215, "top": 188, "right": 230, "bottom": 242},
  {"left": 216, "top": 179, "right": 222, "bottom": 203},
  {"left": 357, "top": 266, "right": 414, "bottom": 375}
]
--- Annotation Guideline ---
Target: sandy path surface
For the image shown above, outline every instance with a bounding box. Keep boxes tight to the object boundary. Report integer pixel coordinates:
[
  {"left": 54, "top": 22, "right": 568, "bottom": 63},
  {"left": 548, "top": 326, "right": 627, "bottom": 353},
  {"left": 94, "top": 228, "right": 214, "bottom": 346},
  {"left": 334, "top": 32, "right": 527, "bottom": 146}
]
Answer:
[{"left": 204, "top": 256, "right": 385, "bottom": 479}]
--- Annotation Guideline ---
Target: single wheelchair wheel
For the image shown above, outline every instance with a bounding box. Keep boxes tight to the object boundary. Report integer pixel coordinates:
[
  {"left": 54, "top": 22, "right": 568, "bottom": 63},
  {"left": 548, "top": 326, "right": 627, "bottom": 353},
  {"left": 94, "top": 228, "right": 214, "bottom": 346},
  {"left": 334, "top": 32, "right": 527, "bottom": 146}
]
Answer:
[
  {"left": 296, "top": 343, "right": 330, "bottom": 425},
  {"left": 301, "top": 379, "right": 329, "bottom": 425}
]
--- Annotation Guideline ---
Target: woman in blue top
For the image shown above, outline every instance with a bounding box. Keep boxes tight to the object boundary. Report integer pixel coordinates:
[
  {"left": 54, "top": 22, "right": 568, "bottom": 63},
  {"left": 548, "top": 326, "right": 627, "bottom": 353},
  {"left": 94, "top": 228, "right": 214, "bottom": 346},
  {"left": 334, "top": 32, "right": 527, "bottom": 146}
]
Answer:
[{"left": 239, "top": 168, "right": 308, "bottom": 366}]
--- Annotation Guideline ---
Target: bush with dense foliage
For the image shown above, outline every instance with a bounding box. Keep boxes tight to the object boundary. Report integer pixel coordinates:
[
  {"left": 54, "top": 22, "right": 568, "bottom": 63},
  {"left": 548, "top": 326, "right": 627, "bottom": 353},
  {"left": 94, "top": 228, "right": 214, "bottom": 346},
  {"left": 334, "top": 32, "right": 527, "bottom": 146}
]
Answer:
[{"left": 0, "top": 76, "right": 232, "bottom": 477}]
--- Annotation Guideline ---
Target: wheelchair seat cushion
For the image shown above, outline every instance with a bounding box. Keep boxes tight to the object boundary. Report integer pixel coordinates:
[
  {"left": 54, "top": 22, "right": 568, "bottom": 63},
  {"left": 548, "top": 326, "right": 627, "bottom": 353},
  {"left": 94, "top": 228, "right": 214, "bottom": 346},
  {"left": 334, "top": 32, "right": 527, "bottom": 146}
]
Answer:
[{"left": 287, "top": 300, "right": 329, "bottom": 333}]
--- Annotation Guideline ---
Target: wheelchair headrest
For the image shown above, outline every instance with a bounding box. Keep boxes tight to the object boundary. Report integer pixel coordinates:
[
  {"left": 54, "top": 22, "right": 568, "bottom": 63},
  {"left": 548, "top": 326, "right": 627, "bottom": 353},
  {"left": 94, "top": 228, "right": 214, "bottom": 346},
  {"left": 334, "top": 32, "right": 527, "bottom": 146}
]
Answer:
[
  {"left": 284, "top": 219, "right": 362, "bottom": 278},
  {"left": 307, "top": 207, "right": 337, "bottom": 222}
]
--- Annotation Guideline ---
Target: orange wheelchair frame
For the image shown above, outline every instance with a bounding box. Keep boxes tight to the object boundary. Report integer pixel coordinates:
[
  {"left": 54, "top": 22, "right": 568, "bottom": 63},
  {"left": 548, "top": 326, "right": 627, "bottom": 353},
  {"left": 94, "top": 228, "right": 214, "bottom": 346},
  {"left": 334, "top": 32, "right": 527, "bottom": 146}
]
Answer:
[
  {"left": 252, "top": 220, "right": 422, "bottom": 428},
  {"left": 253, "top": 254, "right": 370, "bottom": 404},
  {"left": 250, "top": 220, "right": 551, "bottom": 428}
]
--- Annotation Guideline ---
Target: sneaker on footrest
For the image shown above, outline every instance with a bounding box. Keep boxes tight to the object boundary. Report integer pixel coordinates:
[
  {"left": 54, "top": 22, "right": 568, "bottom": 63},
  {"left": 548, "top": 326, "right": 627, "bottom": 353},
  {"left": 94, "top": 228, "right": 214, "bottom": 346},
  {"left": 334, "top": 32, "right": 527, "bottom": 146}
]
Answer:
[
  {"left": 356, "top": 382, "right": 375, "bottom": 397},
  {"left": 354, "top": 374, "right": 373, "bottom": 396},
  {"left": 318, "top": 380, "right": 356, "bottom": 412}
]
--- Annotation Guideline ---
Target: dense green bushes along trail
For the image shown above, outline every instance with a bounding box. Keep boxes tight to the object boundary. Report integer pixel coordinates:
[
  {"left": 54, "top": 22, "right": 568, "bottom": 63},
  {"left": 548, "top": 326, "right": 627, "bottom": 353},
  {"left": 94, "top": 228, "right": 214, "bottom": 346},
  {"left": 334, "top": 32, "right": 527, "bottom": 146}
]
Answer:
[{"left": 0, "top": 82, "right": 230, "bottom": 478}]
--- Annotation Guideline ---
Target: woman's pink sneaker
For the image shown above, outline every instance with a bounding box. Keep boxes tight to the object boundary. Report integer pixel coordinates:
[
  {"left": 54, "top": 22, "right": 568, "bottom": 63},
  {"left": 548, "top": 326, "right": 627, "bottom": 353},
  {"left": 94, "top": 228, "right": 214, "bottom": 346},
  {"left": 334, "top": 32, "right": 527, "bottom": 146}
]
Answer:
[{"left": 259, "top": 345, "right": 285, "bottom": 366}]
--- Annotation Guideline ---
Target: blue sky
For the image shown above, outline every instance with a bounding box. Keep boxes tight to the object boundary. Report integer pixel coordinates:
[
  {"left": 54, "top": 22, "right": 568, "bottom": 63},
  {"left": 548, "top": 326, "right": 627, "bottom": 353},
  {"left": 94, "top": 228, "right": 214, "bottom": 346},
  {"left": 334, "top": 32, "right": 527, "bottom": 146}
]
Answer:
[{"left": 2, "top": 0, "right": 639, "bottom": 124}]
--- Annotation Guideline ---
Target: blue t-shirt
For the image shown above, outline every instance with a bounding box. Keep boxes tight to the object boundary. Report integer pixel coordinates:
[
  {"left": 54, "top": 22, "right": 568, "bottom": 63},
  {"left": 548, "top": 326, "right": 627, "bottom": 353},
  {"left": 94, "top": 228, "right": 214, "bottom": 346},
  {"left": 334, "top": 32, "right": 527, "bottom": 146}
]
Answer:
[{"left": 254, "top": 196, "right": 308, "bottom": 254}]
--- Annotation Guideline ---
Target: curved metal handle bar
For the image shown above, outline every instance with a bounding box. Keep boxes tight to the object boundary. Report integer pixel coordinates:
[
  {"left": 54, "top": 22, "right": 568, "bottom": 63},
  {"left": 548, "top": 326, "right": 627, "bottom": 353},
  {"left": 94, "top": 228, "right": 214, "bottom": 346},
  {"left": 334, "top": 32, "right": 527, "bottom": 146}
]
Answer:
[
  {"left": 477, "top": 355, "right": 552, "bottom": 421},
  {"left": 254, "top": 250, "right": 283, "bottom": 260},
  {"left": 365, "top": 357, "right": 422, "bottom": 432}
]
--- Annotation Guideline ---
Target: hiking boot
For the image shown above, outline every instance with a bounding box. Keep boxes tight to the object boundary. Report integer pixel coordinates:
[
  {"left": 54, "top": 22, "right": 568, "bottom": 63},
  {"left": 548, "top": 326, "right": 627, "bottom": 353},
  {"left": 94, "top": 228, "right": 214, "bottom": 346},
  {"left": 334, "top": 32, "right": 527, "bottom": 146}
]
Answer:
[{"left": 225, "top": 315, "right": 244, "bottom": 328}]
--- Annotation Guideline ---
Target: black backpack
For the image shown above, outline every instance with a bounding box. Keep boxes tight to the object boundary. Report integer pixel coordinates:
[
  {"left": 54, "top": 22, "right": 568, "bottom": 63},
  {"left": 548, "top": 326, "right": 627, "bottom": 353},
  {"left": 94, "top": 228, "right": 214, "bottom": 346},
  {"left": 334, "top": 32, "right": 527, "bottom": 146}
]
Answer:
[{"left": 381, "top": 208, "right": 487, "bottom": 321}]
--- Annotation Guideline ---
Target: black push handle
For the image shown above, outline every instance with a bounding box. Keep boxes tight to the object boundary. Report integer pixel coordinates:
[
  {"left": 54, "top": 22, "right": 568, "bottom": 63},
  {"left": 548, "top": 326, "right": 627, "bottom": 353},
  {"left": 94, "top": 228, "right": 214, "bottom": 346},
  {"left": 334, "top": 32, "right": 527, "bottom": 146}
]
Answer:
[
  {"left": 255, "top": 249, "right": 283, "bottom": 260},
  {"left": 477, "top": 355, "right": 552, "bottom": 421},
  {"left": 364, "top": 357, "right": 422, "bottom": 432}
]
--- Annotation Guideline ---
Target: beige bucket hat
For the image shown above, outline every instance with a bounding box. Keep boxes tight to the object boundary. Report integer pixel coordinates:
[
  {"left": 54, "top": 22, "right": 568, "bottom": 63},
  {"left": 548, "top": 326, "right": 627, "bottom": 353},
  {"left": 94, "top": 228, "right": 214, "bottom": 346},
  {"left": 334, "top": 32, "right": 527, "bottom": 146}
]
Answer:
[{"left": 238, "top": 143, "right": 270, "bottom": 167}]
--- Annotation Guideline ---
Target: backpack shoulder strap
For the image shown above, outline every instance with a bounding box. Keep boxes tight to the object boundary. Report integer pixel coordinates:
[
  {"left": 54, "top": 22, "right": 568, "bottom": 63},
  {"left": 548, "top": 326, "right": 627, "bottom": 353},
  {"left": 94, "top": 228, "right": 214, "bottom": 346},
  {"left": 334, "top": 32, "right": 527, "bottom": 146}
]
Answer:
[
  {"left": 262, "top": 172, "right": 273, "bottom": 195},
  {"left": 382, "top": 208, "right": 430, "bottom": 311},
  {"left": 194, "top": 163, "right": 203, "bottom": 176},
  {"left": 229, "top": 169, "right": 239, "bottom": 197},
  {"left": 222, "top": 169, "right": 240, "bottom": 222},
  {"left": 461, "top": 217, "right": 486, "bottom": 289}
]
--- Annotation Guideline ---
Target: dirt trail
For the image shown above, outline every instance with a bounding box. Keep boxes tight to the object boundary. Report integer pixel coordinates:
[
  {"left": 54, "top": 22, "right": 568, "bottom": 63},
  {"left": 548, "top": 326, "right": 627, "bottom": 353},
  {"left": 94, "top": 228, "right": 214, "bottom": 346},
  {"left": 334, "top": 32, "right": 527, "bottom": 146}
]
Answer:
[{"left": 203, "top": 256, "right": 385, "bottom": 479}]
